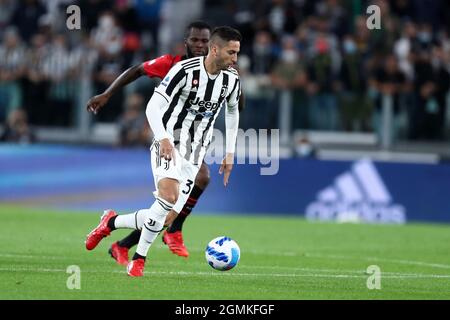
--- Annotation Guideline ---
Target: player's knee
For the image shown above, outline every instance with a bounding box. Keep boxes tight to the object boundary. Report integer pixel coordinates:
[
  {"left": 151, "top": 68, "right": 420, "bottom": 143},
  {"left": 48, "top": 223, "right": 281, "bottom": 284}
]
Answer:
[
  {"left": 195, "top": 164, "right": 210, "bottom": 189},
  {"left": 158, "top": 191, "right": 178, "bottom": 205},
  {"left": 158, "top": 179, "right": 179, "bottom": 205}
]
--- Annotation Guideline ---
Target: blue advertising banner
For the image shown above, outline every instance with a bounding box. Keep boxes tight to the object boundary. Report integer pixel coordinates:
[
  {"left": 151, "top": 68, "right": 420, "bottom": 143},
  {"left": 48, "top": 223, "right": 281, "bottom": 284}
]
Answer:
[
  {"left": 1, "top": 145, "right": 450, "bottom": 224},
  {"left": 198, "top": 158, "right": 450, "bottom": 224}
]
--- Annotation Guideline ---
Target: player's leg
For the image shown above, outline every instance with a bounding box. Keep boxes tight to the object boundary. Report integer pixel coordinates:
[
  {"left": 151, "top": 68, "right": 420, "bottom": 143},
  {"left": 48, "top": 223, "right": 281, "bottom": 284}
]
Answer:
[
  {"left": 109, "top": 230, "right": 141, "bottom": 266},
  {"left": 127, "top": 177, "right": 179, "bottom": 276},
  {"left": 113, "top": 163, "right": 210, "bottom": 259},
  {"left": 108, "top": 210, "right": 152, "bottom": 265},
  {"left": 109, "top": 208, "right": 178, "bottom": 265},
  {"left": 109, "top": 159, "right": 210, "bottom": 263},
  {"left": 163, "top": 162, "right": 210, "bottom": 257},
  {"left": 127, "top": 141, "right": 184, "bottom": 276},
  {"left": 85, "top": 208, "right": 150, "bottom": 251}
]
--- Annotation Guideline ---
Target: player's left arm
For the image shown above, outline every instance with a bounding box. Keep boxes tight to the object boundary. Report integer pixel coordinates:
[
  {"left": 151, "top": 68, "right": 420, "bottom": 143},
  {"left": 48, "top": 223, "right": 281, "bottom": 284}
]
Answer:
[
  {"left": 146, "top": 62, "right": 187, "bottom": 161},
  {"left": 238, "top": 90, "right": 245, "bottom": 112},
  {"left": 219, "top": 78, "right": 241, "bottom": 186},
  {"left": 231, "top": 64, "right": 245, "bottom": 112}
]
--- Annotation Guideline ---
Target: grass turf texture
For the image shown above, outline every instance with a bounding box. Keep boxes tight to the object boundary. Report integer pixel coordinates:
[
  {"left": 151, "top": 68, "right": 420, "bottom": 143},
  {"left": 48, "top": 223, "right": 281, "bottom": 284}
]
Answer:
[{"left": 1, "top": 205, "right": 450, "bottom": 300}]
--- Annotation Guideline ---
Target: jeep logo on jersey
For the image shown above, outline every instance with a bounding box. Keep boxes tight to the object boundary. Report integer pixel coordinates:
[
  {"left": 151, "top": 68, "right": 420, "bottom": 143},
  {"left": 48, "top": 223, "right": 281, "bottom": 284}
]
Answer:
[
  {"left": 189, "top": 97, "right": 219, "bottom": 111},
  {"left": 305, "top": 159, "right": 406, "bottom": 224}
]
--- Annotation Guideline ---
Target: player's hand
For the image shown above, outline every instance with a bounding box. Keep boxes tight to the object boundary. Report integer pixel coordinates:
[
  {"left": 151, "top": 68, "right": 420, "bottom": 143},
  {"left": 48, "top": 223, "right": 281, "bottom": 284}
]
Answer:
[
  {"left": 86, "top": 93, "right": 110, "bottom": 114},
  {"left": 219, "top": 153, "right": 234, "bottom": 187},
  {"left": 160, "top": 138, "right": 176, "bottom": 164}
]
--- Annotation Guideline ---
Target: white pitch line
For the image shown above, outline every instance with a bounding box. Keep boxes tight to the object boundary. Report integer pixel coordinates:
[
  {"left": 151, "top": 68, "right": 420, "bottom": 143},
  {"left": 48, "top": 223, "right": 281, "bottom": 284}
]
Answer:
[
  {"left": 3, "top": 251, "right": 450, "bottom": 274},
  {"left": 305, "top": 253, "right": 450, "bottom": 270},
  {"left": 1, "top": 267, "right": 449, "bottom": 279},
  {"left": 0, "top": 253, "right": 107, "bottom": 263}
]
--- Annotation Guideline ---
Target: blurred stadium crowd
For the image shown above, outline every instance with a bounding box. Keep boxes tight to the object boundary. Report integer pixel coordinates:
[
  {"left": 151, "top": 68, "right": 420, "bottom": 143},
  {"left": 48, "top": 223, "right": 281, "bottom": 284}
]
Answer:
[{"left": 1, "top": 0, "right": 450, "bottom": 146}]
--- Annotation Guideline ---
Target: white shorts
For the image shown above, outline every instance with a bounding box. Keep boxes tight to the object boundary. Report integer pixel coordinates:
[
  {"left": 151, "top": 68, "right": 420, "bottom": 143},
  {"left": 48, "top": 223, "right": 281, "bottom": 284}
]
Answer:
[{"left": 150, "top": 140, "right": 200, "bottom": 214}]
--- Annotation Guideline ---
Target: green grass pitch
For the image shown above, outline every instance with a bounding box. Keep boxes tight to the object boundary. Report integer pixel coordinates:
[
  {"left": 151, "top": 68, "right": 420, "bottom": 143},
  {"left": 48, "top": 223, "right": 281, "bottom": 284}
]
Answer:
[{"left": 1, "top": 205, "right": 450, "bottom": 300}]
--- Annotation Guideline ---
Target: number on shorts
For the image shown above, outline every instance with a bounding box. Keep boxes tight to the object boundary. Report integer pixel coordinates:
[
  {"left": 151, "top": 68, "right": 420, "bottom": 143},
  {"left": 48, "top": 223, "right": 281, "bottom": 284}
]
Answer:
[{"left": 182, "top": 179, "right": 194, "bottom": 194}]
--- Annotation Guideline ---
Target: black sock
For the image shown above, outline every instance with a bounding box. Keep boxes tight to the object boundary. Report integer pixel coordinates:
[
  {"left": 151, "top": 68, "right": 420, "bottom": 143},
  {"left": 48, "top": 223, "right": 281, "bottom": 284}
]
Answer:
[
  {"left": 107, "top": 216, "right": 117, "bottom": 231},
  {"left": 118, "top": 229, "right": 141, "bottom": 249},
  {"left": 168, "top": 185, "right": 204, "bottom": 233},
  {"left": 132, "top": 252, "right": 146, "bottom": 261}
]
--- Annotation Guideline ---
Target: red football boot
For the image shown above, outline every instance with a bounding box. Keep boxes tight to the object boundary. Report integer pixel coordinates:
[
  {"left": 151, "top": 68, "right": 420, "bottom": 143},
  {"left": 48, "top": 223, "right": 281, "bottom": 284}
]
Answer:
[
  {"left": 127, "top": 258, "right": 145, "bottom": 277},
  {"left": 85, "top": 210, "right": 117, "bottom": 250},
  {"left": 162, "top": 230, "right": 189, "bottom": 257},
  {"left": 109, "top": 241, "right": 129, "bottom": 266}
]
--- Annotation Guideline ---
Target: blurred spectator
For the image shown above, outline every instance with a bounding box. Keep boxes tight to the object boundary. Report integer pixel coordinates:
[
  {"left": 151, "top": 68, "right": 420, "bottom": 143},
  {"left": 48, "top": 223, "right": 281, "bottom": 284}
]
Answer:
[
  {"left": 1, "top": 109, "right": 36, "bottom": 143},
  {"left": 370, "top": 0, "right": 400, "bottom": 55},
  {"left": 307, "top": 32, "right": 340, "bottom": 130},
  {"left": 114, "top": 0, "right": 140, "bottom": 65},
  {"left": 294, "top": 24, "right": 310, "bottom": 55},
  {"left": 390, "top": 0, "right": 414, "bottom": 21},
  {"left": 0, "top": 0, "right": 447, "bottom": 143},
  {"left": 394, "top": 21, "right": 419, "bottom": 80},
  {"left": 295, "top": 134, "right": 316, "bottom": 158},
  {"left": 91, "top": 13, "right": 125, "bottom": 123},
  {"left": 40, "top": 34, "right": 77, "bottom": 126},
  {"left": 0, "top": 27, "right": 25, "bottom": 121},
  {"left": 416, "top": 23, "right": 435, "bottom": 50},
  {"left": 412, "top": 0, "right": 442, "bottom": 31},
  {"left": 91, "top": 11, "right": 123, "bottom": 57},
  {"left": 251, "top": 30, "right": 277, "bottom": 75},
  {"left": 261, "top": 0, "right": 300, "bottom": 35},
  {"left": 238, "top": 54, "right": 273, "bottom": 130},
  {"left": 92, "top": 50, "right": 126, "bottom": 123},
  {"left": 409, "top": 45, "right": 450, "bottom": 140},
  {"left": 0, "top": 0, "right": 16, "bottom": 38},
  {"left": 134, "top": 0, "right": 164, "bottom": 54},
  {"left": 77, "top": 0, "right": 113, "bottom": 31},
  {"left": 114, "top": 0, "right": 140, "bottom": 33},
  {"left": 314, "top": 0, "right": 349, "bottom": 38},
  {"left": 118, "top": 93, "right": 150, "bottom": 147},
  {"left": 353, "top": 15, "right": 372, "bottom": 57},
  {"left": 369, "top": 54, "right": 410, "bottom": 141},
  {"left": 22, "top": 33, "right": 50, "bottom": 125},
  {"left": 10, "top": 0, "right": 47, "bottom": 42},
  {"left": 338, "top": 34, "right": 372, "bottom": 132},
  {"left": 271, "top": 35, "right": 308, "bottom": 129}
]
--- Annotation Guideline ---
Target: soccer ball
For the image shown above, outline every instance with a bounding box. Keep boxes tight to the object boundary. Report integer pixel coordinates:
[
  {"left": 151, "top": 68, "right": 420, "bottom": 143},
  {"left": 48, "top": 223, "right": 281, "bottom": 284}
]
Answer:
[{"left": 205, "top": 236, "right": 240, "bottom": 271}]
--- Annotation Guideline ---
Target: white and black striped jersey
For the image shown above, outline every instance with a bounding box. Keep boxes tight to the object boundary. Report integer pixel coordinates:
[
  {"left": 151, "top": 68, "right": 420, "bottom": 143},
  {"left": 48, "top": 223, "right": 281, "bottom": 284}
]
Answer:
[{"left": 152, "top": 56, "right": 241, "bottom": 165}]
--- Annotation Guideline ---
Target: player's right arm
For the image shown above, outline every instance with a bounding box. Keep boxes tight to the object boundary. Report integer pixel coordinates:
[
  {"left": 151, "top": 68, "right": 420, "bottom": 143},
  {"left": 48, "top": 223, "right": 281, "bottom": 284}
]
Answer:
[
  {"left": 87, "top": 55, "right": 176, "bottom": 114},
  {"left": 145, "top": 62, "right": 187, "bottom": 161},
  {"left": 86, "top": 64, "right": 146, "bottom": 114}
]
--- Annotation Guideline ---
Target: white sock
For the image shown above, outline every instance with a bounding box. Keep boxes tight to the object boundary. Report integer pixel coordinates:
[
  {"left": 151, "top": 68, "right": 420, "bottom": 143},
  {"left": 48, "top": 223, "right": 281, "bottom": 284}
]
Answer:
[
  {"left": 114, "top": 209, "right": 148, "bottom": 230},
  {"left": 135, "top": 197, "right": 173, "bottom": 257}
]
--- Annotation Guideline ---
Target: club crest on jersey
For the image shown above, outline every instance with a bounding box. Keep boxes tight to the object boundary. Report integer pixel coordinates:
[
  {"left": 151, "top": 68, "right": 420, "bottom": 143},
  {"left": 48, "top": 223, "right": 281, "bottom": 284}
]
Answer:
[{"left": 220, "top": 85, "right": 228, "bottom": 98}]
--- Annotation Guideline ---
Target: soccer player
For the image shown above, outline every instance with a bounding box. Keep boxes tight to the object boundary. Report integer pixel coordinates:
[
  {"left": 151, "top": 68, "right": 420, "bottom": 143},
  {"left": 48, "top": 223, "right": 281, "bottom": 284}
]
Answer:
[
  {"left": 85, "top": 26, "right": 242, "bottom": 277},
  {"left": 86, "top": 21, "right": 212, "bottom": 261}
]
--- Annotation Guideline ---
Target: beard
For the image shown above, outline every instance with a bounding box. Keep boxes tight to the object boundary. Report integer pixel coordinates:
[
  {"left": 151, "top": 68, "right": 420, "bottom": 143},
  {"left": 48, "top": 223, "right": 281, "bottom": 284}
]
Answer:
[{"left": 186, "top": 46, "right": 195, "bottom": 58}]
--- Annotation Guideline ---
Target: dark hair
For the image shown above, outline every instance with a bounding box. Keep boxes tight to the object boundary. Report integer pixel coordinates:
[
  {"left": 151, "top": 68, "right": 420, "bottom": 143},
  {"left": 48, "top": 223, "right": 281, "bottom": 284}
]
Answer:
[
  {"left": 211, "top": 26, "right": 242, "bottom": 43},
  {"left": 184, "top": 21, "right": 212, "bottom": 38}
]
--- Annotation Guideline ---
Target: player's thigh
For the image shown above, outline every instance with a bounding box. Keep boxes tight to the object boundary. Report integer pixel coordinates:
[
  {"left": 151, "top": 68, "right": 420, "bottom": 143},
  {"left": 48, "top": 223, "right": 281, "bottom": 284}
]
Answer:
[{"left": 150, "top": 141, "right": 182, "bottom": 201}]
